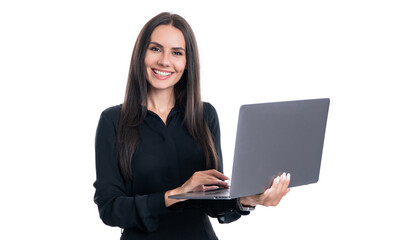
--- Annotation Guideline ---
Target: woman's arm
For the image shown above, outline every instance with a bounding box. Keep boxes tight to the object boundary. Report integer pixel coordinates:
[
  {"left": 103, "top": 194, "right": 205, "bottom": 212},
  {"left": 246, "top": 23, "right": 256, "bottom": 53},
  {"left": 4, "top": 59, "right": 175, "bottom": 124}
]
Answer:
[{"left": 93, "top": 108, "right": 169, "bottom": 232}]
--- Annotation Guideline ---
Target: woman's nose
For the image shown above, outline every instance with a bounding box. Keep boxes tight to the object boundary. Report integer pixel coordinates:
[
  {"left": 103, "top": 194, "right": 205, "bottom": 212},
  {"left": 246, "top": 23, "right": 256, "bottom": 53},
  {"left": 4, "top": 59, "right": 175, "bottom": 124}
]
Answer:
[{"left": 157, "top": 52, "right": 170, "bottom": 67}]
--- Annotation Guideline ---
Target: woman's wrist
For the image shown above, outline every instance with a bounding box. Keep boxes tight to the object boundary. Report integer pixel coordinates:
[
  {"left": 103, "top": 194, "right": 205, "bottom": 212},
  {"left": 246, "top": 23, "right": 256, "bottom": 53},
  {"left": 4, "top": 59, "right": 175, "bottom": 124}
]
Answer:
[{"left": 165, "top": 188, "right": 184, "bottom": 207}]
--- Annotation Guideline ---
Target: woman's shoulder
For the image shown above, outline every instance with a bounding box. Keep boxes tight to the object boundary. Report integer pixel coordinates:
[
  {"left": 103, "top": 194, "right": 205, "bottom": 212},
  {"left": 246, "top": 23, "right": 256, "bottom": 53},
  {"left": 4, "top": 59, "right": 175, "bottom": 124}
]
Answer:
[
  {"left": 96, "top": 104, "right": 122, "bottom": 137},
  {"left": 102, "top": 104, "right": 122, "bottom": 114},
  {"left": 203, "top": 102, "right": 217, "bottom": 116},
  {"left": 99, "top": 104, "right": 122, "bottom": 123},
  {"left": 203, "top": 102, "right": 219, "bottom": 125}
]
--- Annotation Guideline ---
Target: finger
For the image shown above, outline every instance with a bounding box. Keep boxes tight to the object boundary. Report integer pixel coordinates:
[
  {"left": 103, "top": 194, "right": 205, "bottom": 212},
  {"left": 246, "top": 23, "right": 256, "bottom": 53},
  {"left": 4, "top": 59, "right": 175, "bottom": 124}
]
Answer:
[
  {"left": 204, "top": 169, "right": 230, "bottom": 180},
  {"left": 265, "top": 174, "right": 284, "bottom": 199},
  {"left": 285, "top": 173, "right": 291, "bottom": 189},
  {"left": 272, "top": 176, "right": 280, "bottom": 186},
  {"left": 287, "top": 173, "right": 291, "bottom": 184},
  {"left": 278, "top": 172, "right": 288, "bottom": 192},
  {"left": 196, "top": 176, "right": 229, "bottom": 188},
  {"left": 274, "top": 173, "right": 287, "bottom": 193},
  {"left": 279, "top": 173, "right": 291, "bottom": 193},
  {"left": 200, "top": 174, "right": 230, "bottom": 188},
  {"left": 269, "top": 176, "right": 280, "bottom": 194},
  {"left": 202, "top": 185, "right": 220, "bottom": 192},
  {"left": 214, "top": 180, "right": 230, "bottom": 188},
  {"left": 261, "top": 188, "right": 271, "bottom": 199}
]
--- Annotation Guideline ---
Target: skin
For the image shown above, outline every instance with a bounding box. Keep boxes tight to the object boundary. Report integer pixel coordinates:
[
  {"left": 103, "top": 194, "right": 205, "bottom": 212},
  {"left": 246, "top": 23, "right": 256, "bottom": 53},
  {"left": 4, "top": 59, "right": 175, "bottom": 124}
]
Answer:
[{"left": 144, "top": 24, "right": 290, "bottom": 209}]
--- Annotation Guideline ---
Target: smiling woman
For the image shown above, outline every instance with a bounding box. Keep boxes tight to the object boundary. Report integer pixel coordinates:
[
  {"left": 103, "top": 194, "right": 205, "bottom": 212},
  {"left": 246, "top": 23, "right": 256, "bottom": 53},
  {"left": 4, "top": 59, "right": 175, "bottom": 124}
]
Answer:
[
  {"left": 94, "top": 13, "right": 238, "bottom": 240},
  {"left": 93, "top": 12, "right": 289, "bottom": 240}
]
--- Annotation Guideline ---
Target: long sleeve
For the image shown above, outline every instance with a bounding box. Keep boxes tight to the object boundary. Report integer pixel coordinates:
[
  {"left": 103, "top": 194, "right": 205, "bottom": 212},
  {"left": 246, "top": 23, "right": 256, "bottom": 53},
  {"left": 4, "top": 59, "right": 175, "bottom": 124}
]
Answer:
[
  {"left": 202, "top": 103, "right": 250, "bottom": 223},
  {"left": 93, "top": 106, "right": 169, "bottom": 232}
]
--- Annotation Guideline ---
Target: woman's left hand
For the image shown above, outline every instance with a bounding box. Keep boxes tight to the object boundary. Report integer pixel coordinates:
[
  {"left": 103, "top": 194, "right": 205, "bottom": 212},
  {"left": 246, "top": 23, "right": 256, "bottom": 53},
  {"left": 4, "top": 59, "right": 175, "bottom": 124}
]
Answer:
[{"left": 240, "top": 172, "right": 291, "bottom": 207}]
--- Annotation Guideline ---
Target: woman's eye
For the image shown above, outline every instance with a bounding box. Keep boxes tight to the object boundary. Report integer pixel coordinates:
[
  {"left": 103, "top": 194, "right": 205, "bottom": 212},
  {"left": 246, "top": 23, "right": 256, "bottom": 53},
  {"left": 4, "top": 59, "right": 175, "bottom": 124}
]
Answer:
[
  {"left": 173, "top": 51, "right": 183, "bottom": 56},
  {"left": 150, "top": 47, "right": 161, "bottom": 52}
]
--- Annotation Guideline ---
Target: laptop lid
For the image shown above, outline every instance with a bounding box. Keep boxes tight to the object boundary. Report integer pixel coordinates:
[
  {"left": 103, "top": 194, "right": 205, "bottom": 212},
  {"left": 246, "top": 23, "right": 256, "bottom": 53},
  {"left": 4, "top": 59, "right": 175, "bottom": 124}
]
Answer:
[{"left": 229, "top": 98, "right": 330, "bottom": 198}]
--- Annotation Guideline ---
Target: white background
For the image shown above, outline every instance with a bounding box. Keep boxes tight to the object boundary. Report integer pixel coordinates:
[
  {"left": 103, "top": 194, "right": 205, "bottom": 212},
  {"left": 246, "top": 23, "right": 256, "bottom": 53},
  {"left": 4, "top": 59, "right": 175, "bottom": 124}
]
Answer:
[{"left": 1, "top": 0, "right": 393, "bottom": 239}]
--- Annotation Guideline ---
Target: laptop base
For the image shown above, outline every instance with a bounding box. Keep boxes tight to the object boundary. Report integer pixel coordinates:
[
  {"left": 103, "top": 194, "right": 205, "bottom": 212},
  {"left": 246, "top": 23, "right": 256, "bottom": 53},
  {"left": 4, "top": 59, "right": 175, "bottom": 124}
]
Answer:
[{"left": 169, "top": 188, "right": 232, "bottom": 200}]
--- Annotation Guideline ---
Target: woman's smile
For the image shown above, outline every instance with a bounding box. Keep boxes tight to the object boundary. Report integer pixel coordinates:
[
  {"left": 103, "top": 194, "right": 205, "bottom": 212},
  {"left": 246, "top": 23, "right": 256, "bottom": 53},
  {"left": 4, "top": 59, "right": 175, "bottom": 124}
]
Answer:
[{"left": 152, "top": 68, "right": 174, "bottom": 80}]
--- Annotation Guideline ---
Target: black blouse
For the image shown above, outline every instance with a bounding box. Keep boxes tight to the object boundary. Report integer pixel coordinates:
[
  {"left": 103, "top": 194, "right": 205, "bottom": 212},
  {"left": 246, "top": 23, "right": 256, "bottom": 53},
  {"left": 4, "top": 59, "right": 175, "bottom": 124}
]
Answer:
[{"left": 93, "top": 102, "right": 248, "bottom": 240}]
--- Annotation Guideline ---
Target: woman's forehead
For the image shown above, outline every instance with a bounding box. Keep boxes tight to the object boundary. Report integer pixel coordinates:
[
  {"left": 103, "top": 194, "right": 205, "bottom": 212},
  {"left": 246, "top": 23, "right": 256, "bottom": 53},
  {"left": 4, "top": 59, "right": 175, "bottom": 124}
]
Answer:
[{"left": 150, "top": 25, "right": 186, "bottom": 49}]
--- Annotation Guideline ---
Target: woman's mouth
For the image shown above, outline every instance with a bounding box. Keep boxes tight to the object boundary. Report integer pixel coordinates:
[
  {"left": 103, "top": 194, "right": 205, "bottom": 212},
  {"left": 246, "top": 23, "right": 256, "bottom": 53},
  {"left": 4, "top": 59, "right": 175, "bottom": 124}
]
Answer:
[{"left": 152, "top": 69, "right": 173, "bottom": 79}]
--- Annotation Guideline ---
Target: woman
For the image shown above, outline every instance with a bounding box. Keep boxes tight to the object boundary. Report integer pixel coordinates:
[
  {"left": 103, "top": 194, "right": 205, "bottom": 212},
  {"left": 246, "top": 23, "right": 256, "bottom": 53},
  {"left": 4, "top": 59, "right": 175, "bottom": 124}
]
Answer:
[{"left": 93, "top": 12, "right": 290, "bottom": 239}]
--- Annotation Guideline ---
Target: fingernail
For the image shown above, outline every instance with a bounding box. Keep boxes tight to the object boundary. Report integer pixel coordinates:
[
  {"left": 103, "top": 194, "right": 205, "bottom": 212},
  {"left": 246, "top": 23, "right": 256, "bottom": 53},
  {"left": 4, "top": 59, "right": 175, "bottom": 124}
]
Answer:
[
  {"left": 287, "top": 173, "right": 291, "bottom": 180},
  {"left": 275, "top": 176, "right": 280, "bottom": 184},
  {"left": 282, "top": 172, "right": 286, "bottom": 180}
]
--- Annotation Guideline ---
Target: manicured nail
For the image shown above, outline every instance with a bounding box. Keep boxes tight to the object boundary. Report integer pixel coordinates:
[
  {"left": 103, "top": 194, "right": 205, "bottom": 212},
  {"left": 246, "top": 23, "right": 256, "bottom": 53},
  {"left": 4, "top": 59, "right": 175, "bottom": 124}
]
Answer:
[
  {"left": 275, "top": 176, "right": 280, "bottom": 184},
  {"left": 282, "top": 172, "right": 286, "bottom": 180},
  {"left": 287, "top": 173, "right": 291, "bottom": 180}
]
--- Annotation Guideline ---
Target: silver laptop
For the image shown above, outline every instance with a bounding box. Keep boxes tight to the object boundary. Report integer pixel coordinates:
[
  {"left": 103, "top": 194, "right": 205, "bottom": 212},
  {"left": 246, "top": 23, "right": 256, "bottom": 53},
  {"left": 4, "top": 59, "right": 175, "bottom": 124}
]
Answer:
[{"left": 169, "top": 98, "right": 330, "bottom": 200}]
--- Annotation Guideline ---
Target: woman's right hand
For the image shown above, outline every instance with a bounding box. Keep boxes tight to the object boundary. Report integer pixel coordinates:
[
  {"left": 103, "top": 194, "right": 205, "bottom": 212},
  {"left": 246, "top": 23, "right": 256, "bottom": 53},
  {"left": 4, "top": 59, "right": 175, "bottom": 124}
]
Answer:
[{"left": 165, "top": 169, "right": 229, "bottom": 207}]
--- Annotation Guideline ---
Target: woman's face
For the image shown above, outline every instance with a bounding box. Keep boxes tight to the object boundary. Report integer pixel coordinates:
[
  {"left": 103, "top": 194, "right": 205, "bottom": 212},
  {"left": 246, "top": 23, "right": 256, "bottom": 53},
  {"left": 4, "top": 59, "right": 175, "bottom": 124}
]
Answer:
[{"left": 145, "top": 25, "right": 187, "bottom": 92}]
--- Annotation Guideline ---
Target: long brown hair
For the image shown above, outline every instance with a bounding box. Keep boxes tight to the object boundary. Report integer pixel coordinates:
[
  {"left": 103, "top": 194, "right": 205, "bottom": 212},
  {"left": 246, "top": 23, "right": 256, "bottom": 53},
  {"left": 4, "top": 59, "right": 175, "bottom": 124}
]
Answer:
[{"left": 117, "top": 12, "right": 218, "bottom": 182}]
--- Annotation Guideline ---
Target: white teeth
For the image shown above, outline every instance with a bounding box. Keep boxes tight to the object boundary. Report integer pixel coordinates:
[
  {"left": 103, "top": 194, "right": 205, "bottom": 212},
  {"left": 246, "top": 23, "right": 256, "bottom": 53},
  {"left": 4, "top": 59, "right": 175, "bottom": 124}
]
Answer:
[{"left": 153, "top": 69, "right": 172, "bottom": 76}]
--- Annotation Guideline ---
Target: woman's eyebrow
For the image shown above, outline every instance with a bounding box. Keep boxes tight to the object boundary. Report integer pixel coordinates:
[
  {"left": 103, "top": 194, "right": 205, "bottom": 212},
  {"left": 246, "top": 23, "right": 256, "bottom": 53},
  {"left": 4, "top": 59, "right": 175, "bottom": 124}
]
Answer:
[{"left": 149, "top": 41, "right": 185, "bottom": 51}]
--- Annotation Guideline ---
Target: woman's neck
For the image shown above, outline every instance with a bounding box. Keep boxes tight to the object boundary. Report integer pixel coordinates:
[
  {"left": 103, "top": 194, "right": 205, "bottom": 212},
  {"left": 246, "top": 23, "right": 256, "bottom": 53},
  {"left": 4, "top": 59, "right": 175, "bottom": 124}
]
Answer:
[{"left": 147, "top": 87, "right": 175, "bottom": 123}]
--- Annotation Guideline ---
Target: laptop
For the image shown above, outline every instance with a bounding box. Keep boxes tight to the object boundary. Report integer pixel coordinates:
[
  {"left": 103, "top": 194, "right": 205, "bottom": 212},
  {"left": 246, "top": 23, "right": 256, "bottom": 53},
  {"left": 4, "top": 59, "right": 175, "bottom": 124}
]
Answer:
[{"left": 169, "top": 98, "right": 330, "bottom": 200}]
